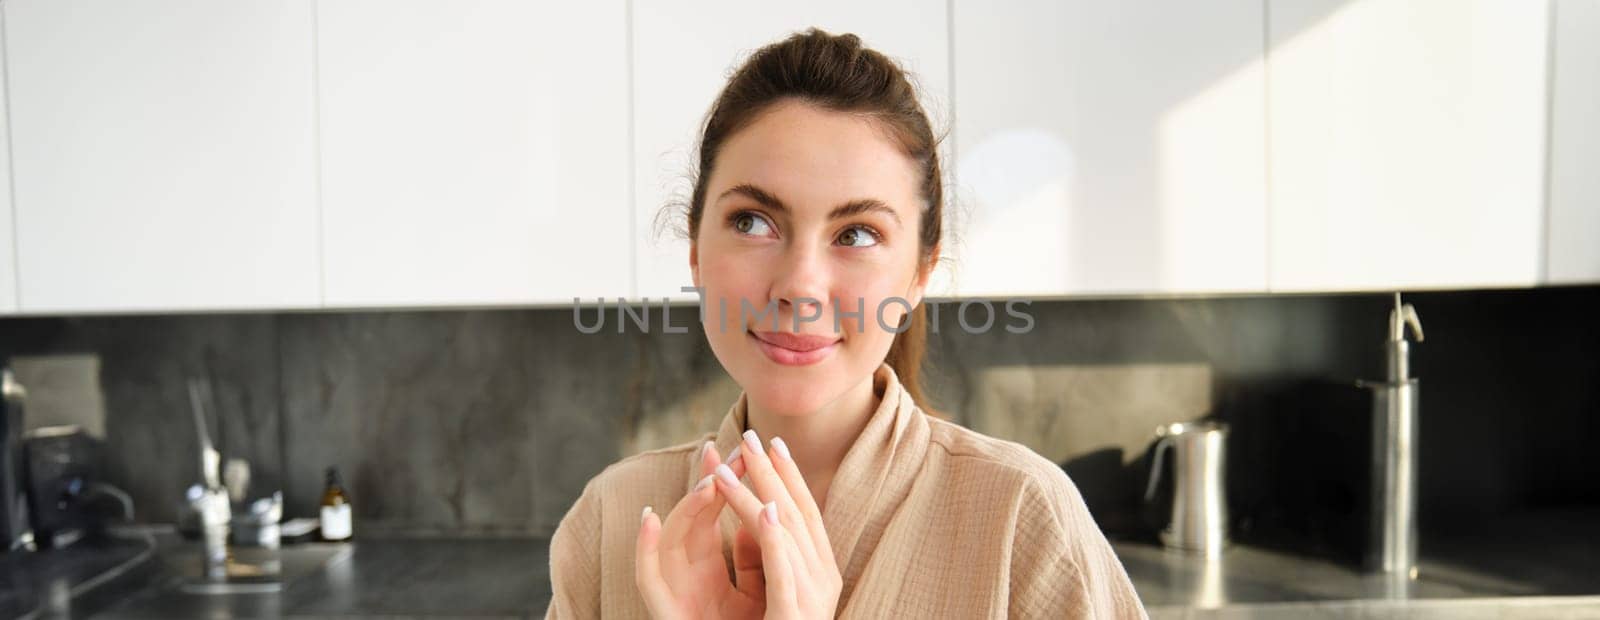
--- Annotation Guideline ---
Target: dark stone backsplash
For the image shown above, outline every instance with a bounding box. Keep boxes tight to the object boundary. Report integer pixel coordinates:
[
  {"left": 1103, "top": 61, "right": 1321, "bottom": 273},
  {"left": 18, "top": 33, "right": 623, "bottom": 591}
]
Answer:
[{"left": 1, "top": 286, "right": 1595, "bottom": 563}]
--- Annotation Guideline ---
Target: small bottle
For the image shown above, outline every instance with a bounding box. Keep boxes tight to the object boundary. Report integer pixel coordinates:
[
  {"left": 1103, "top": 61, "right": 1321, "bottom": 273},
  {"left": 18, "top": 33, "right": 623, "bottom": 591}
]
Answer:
[{"left": 319, "top": 467, "right": 353, "bottom": 542}]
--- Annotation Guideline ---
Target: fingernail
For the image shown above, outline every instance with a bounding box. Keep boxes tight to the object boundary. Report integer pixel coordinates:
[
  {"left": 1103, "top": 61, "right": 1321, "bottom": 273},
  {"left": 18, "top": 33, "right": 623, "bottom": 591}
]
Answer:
[
  {"left": 715, "top": 463, "right": 739, "bottom": 486},
  {"left": 694, "top": 474, "right": 714, "bottom": 492},
  {"left": 772, "top": 436, "right": 791, "bottom": 461},
  {"left": 641, "top": 506, "right": 653, "bottom": 524},
  {"left": 762, "top": 501, "right": 778, "bottom": 525},
  {"left": 726, "top": 445, "right": 742, "bottom": 464},
  {"left": 742, "top": 429, "right": 761, "bottom": 453},
  {"left": 701, "top": 440, "right": 715, "bottom": 461}
]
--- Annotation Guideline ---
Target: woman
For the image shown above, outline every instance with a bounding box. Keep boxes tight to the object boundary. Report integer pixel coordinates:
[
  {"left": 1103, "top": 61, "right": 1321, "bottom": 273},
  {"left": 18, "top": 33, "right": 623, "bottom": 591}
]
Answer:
[{"left": 547, "top": 28, "right": 1147, "bottom": 619}]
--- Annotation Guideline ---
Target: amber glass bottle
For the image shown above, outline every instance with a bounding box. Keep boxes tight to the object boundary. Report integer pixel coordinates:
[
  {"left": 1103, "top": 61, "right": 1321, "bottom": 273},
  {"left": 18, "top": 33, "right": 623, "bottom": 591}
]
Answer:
[{"left": 319, "top": 466, "right": 353, "bottom": 541}]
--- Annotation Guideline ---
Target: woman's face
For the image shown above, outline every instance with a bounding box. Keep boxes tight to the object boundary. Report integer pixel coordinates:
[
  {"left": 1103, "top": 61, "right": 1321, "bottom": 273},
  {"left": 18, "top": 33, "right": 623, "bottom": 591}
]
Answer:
[{"left": 691, "top": 100, "right": 933, "bottom": 417}]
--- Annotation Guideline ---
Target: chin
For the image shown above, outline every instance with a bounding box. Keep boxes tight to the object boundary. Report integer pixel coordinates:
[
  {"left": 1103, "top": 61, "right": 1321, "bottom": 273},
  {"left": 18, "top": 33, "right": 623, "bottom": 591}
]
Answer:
[{"left": 742, "top": 366, "right": 839, "bottom": 416}]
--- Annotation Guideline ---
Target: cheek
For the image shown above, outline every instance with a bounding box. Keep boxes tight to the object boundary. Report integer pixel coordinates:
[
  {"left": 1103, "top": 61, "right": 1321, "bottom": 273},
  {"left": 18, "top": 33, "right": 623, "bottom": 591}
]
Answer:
[
  {"left": 695, "top": 249, "right": 766, "bottom": 329},
  {"left": 833, "top": 270, "right": 917, "bottom": 337},
  {"left": 697, "top": 238, "right": 757, "bottom": 289}
]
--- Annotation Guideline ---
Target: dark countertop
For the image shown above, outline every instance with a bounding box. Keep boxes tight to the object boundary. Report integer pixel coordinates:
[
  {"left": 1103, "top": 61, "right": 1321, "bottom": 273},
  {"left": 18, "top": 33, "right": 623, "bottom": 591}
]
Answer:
[
  {"left": 0, "top": 532, "right": 165, "bottom": 619},
  {"left": 1116, "top": 541, "right": 1600, "bottom": 619},
  {"left": 2, "top": 527, "right": 555, "bottom": 619},
  {"left": 1120, "top": 507, "right": 1600, "bottom": 619},
  {"left": 3, "top": 510, "right": 1597, "bottom": 619},
  {"left": 105, "top": 537, "right": 552, "bottom": 618}
]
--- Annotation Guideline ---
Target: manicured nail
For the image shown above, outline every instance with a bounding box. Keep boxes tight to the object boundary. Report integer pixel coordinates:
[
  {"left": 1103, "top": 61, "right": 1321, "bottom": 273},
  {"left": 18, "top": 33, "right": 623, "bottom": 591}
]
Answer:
[
  {"left": 726, "top": 445, "right": 742, "bottom": 464},
  {"left": 771, "top": 437, "right": 791, "bottom": 462},
  {"left": 742, "top": 429, "right": 761, "bottom": 453},
  {"left": 701, "top": 441, "right": 715, "bottom": 461},
  {"left": 641, "top": 506, "right": 653, "bottom": 524},
  {"left": 715, "top": 463, "right": 739, "bottom": 486},
  {"left": 693, "top": 474, "right": 714, "bottom": 492},
  {"left": 762, "top": 501, "right": 778, "bottom": 525}
]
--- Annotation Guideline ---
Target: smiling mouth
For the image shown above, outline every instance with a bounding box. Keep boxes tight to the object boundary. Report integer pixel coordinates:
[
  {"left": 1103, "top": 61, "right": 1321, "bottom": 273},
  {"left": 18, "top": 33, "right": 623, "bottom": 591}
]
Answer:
[{"left": 748, "top": 330, "right": 841, "bottom": 366}]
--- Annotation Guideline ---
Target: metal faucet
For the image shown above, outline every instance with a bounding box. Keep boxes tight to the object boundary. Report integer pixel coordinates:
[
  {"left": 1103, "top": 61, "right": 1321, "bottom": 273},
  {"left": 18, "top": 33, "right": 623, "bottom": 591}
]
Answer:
[
  {"left": 1359, "top": 293, "right": 1423, "bottom": 580},
  {"left": 187, "top": 379, "right": 231, "bottom": 576}
]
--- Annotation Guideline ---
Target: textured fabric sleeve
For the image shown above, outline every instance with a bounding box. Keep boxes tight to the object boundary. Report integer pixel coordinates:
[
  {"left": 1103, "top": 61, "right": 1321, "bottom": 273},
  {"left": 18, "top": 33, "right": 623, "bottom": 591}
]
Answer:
[
  {"left": 546, "top": 478, "right": 604, "bottom": 619},
  {"left": 1009, "top": 469, "right": 1149, "bottom": 619}
]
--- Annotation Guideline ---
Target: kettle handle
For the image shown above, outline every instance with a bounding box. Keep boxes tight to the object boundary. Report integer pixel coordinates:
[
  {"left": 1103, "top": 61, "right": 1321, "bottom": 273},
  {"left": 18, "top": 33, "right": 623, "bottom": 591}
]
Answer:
[{"left": 1144, "top": 430, "right": 1176, "bottom": 502}]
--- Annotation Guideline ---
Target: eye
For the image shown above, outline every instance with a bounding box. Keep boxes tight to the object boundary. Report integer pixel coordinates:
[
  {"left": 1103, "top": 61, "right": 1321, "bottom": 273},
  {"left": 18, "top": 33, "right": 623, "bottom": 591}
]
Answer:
[
  {"left": 836, "top": 225, "right": 881, "bottom": 248},
  {"left": 730, "top": 211, "right": 774, "bottom": 237}
]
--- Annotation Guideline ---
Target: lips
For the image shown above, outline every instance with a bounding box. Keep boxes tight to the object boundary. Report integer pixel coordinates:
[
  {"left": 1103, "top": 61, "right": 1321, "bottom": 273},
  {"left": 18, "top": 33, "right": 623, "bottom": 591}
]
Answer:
[
  {"left": 749, "top": 330, "right": 841, "bottom": 366},
  {"left": 751, "top": 331, "right": 840, "bottom": 351}
]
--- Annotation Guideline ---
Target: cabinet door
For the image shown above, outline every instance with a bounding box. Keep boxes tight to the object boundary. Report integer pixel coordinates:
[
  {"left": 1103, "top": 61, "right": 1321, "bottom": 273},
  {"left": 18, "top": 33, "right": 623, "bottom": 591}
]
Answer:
[
  {"left": 1268, "top": 0, "right": 1549, "bottom": 292},
  {"left": 0, "top": 18, "right": 18, "bottom": 313},
  {"left": 318, "top": 1, "right": 630, "bottom": 307},
  {"left": 953, "top": 0, "right": 1267, "bottom": 297},
  {"left": 6, "top": 0, "right": 321, "bottom": 312},
  {"left": 1547, "top": 0, "right": 1600, "bottom": 285},
  {"left": 632, "top": 3, "right": 951, "bottom": 301}
]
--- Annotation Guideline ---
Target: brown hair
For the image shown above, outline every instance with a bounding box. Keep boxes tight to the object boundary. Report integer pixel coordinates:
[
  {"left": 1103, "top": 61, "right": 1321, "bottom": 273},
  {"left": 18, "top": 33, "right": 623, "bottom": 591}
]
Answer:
[{"left": 678, "top": 28, "right": 945, "bottom": 412}]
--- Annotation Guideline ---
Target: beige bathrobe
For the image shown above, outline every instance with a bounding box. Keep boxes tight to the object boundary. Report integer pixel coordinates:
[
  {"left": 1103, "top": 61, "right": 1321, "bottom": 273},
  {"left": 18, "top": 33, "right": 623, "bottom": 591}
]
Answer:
[{"left": 545, "top": 363, "right": 1148, "bottom": 618}]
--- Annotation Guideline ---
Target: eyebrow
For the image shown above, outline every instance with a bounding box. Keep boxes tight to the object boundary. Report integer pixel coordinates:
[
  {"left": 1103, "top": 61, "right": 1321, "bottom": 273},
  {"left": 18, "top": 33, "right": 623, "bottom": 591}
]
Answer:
[{"left": 718, "top": 183, "right": 903, "bottom": 228}]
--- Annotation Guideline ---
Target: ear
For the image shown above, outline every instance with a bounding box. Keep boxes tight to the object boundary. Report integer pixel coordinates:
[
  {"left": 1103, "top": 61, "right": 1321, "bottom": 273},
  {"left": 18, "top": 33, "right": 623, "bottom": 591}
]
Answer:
[
  {"left": 905, "top": 242, "right": 941, "bottom": 308},
  {"left": 689, "top": 242, "right": 701, "bottom": 289}
]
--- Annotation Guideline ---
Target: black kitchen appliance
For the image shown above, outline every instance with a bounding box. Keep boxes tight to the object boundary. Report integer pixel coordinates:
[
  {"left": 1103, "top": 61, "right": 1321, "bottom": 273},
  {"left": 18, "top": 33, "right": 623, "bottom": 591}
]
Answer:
[{"left": 21, "top": 425, "right": 104, "bottom": 549}]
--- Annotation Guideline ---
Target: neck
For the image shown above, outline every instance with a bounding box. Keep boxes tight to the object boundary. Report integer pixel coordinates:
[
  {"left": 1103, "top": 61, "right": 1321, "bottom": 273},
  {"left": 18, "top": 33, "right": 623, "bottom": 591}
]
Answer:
[{"left": 744, "top": 370, "right": 882, "bottom": 511}]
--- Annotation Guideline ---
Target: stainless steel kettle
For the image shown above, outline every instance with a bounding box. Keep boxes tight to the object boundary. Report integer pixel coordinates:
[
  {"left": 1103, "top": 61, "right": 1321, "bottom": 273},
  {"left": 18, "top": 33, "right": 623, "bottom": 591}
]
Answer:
[{"left": 1144, "top": 420, "right": 1230, "bottom": 556}]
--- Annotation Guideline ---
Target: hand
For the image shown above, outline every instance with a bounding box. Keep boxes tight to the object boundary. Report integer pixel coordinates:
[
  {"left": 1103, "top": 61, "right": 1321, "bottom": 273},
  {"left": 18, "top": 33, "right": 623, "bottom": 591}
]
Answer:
[
  {"left": 636, "top": 441, "right": 762, "bottom": 619},
  {"left": 711, "top": 430, "right": 842, "bottom": 620}
]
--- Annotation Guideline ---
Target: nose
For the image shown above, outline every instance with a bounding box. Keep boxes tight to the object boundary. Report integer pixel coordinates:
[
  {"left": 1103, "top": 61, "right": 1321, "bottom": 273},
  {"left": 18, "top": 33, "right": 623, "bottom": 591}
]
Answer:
[{"left": 769, "top": 244, "right": 829, "bottom": 325}]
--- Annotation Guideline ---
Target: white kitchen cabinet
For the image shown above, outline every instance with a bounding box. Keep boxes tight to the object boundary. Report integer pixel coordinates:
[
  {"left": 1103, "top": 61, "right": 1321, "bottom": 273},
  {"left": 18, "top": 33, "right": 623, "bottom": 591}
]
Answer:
[
  {"left": 0, "top": 18, "right": 19, "bottom": 313},
  {"left": 632, "top": 2, "right": 952, "bottom": 301},
  {"left": 952, "top": 1, "right": 1267, "bottom": 297},
  {"left": 1547, "top": 0, "right": 1600, "bottom": 285},
  {"left": 1267, "top": 0, "right": 1550, "bottom": 292},
  {"left": 4, "top": 0, "right": 321, "bottom": 313},
  {"left": 317, "top": 1, "right": 630, "bottom": 307}
]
